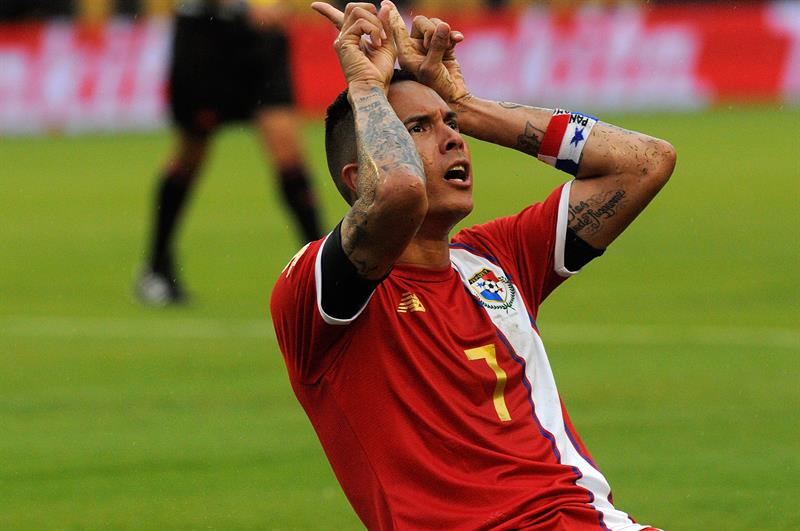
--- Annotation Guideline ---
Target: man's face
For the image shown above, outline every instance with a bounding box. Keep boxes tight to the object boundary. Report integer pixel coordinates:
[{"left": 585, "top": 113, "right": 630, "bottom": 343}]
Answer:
[{"left": 387, "top": 81, "right": 474, "bottom": 231}]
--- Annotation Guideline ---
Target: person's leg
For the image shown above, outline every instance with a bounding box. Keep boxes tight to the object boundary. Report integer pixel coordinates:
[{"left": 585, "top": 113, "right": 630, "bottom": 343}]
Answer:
[
  {"left": 150, "top": 132, "right": 209, "bottom": 274},
  {"left": 137, "top": 131, "right": 209, "bottom": 304},
  {"left": 255, "top": 107, "right": 322, "bottom": 243}
]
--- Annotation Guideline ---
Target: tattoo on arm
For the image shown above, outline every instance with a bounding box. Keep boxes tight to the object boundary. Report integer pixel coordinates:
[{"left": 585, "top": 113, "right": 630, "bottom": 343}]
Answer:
[
  {"left": 353, "top": 88, "right": 425, "bottom": 178},
  {"left": 342, "top": 88, "right": 426, "bottom": 277},
  {"left": 496, "top": 102, "right": 548, "bottom": 155},
  {"left": 516, "top": 121, "right": 544, "bottom": 156},
  {"left": 498, "top": 102, "right": 550, "bottom": 112},
  {"left": 568, "top": 190, "right": 627, "bottom": 236},
  {"left": 341, "top": 205, "right": 379, "bottom": 277}
]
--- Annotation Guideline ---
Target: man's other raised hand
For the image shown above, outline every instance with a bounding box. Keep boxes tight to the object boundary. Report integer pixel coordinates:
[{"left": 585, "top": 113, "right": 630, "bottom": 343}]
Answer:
[
  {"left": 312, "top": 2, "right": 396, "bottom": 91},
  {"left": 389, "top": 10, "right": 470, "bottom": 105}
]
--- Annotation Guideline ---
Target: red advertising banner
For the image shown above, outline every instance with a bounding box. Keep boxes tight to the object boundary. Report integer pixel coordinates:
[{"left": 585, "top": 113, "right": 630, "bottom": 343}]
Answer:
[
  {"left": 0, "top": 2, "right": 797, "bottom": 135},
  {"left": 0, "top": 19, "right": 170, "bottom": 134},
  {"left": 290, "top": 1, "right": 800, "bottom": 113}
]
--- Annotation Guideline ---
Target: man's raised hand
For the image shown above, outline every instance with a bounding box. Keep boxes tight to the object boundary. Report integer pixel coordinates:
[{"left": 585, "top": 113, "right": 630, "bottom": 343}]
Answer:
[
  {"left": 385, "top": 5, "right": 470, "bottom": 105},
  {"left": 312, "top": 1, "right": 470, "bottom": 103},
  {"left": 312, "top": 2, "right": 396, "bottom": 91}
]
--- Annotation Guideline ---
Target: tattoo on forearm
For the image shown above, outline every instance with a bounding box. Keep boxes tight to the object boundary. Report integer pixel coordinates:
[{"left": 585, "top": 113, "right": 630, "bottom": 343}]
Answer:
[
  {"left": 498, "top": 102, "right": 549, "bottom": 112},
  {"left": 342, "top": 88, "right": 425, "bottom": 277},
  {"left": 498, "top": 101, "right": 525, "bottom": 110},
  {"left": 496, "top": 102, "right": 548, "bottom": 156},
  {"left": 568, "top": 190, "right": 627, "bottom": 236},
  {"left": 353, "top": 88, "right": 425, "bottom": 178},
  {"left": 516, "top": 121, "right": 544, "bottom": 156}
]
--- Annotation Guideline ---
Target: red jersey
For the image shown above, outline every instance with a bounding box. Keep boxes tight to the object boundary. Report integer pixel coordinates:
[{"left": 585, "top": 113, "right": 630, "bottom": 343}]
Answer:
[{"left": 271, "top": 183, "right": 654, "bottom": 530}]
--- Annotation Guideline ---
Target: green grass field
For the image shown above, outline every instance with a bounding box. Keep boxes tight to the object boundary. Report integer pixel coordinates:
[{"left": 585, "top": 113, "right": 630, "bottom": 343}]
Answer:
[{"left": 1, "top": 104, "right": 798, "bottom": 530}]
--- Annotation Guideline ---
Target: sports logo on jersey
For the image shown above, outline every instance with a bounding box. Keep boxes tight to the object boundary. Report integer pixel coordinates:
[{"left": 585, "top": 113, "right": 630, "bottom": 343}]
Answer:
[
  {"left": 468, "top": 268, "right": 516, "bottom": 310},
  {"left": 397, "top": 292, "right": 426, "bottom": 313}
]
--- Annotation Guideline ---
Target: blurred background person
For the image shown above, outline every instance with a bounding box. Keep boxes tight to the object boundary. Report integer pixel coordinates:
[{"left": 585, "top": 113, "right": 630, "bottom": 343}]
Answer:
[
  {"left": 136, "top": 0, "right": 323, "bottom": 306},
  {"left": 0, "top": 0, "right": 72, "bottom": 20}
]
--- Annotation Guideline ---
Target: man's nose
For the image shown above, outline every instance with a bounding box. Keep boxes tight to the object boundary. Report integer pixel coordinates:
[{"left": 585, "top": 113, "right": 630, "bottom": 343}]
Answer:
[{"left": 440, "top": 126, "right": 464, "bottom": 153}]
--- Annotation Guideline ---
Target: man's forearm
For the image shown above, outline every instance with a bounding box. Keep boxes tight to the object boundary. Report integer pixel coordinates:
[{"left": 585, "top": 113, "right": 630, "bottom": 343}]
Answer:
[
  {"left": 453, "top": 96, "right": 552, "bottom": 157},
  {"left": 341, "top": 84, "right": 428, "bottom": 279},
  {"left": 350, "top": 85, "right": 426, "bottom": 186},
  {"left": 453, "top": 95, "right": 671, "bottom": 183}
]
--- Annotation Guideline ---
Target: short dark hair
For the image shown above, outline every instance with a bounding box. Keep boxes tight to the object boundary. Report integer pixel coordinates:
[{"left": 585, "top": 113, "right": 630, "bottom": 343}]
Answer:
[{"left": 324, "top": 69, "right": 419, "bottom": 205}]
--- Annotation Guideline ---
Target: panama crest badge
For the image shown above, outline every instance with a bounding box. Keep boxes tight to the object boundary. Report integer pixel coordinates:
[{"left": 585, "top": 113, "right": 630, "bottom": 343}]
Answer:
[{"left": 468, "top": 268, "right": 516, "bottom": 310}]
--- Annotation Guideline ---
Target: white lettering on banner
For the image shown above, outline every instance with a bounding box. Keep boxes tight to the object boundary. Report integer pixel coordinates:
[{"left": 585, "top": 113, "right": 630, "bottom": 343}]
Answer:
[
  {"left": 0, "top": 19, "right": 171, "bottom": 135},
  {"left": 458, "top": 5, "right": 709, "bottom": 111},
  {"left": 767, "top": 1, "right": 800, "bottom": 103}
]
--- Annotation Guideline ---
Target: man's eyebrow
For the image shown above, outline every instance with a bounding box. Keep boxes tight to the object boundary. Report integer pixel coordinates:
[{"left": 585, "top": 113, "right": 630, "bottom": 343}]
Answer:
[
  {"left": 402, "top": 111, "right": 459, "bottom": 126},
  {"left": 402, "top": 114, "right": 431, "bottom": 126}
]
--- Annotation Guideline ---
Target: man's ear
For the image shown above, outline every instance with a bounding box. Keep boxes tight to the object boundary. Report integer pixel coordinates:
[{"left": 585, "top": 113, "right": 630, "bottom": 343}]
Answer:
[{"left": 341, "top": 163, "right": 359, "bottom": 202}]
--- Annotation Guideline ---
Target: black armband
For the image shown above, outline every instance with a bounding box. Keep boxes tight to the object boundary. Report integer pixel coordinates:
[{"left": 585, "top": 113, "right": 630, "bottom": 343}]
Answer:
[
  {"left": 564, "top": 227, "right": 605, "bottom": 271},
  {"left": 319, "top": 221, "right": 382, "bottom": 320}
]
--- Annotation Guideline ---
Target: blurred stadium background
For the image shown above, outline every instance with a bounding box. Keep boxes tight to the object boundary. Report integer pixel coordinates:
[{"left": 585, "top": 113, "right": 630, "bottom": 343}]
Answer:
[{"left": 1, "top": 0, "right": 798, "bottom": 529}]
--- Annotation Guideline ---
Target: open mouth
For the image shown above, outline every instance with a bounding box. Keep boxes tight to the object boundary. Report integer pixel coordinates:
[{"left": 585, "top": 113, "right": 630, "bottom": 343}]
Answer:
[{"left": 444, "top": 164, "right": 469, "bottom": 182}]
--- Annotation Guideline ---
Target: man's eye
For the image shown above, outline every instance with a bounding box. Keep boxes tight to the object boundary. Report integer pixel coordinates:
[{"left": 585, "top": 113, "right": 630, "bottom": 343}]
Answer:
[
  {"left": 448, "top": 121, "right": 459, "bottom": 130},
  {"left": 409, "top": 125, "right": 424, "bottom": 133}
]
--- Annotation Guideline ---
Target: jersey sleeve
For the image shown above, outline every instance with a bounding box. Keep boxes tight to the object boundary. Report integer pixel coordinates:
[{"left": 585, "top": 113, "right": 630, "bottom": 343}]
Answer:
[
  {"left": 452, "top": 181, "right": 578, "bottom": 318},
  {"left": 270, "top": 236, "right": 369, "bottom": 384}
]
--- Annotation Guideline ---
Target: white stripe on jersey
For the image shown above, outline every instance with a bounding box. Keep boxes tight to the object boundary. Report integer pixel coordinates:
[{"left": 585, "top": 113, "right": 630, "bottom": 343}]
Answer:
[
  {"left": 314, "top": 232, "right": 375, "bottom": 326},
  {"left": 449, "top": 185, "right": 651, "bottom": 531},
  {"left": 554, "top": 180, "right": 580, "bottom": 277}
]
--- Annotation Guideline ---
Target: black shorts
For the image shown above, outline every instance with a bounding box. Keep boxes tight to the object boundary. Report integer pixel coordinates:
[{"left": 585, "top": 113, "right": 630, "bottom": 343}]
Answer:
[{"left": 168, "top": 14, "right": 295, "bottom": 137}]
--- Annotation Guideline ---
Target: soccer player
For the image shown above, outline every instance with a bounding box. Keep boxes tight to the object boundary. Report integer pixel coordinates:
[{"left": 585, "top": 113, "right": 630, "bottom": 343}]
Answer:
[
  {"left": 271, "top": 2, "right": 676, "bottom": 529},
  {"left": 136, "top": 0, "right": 322, "bottom": 305}
]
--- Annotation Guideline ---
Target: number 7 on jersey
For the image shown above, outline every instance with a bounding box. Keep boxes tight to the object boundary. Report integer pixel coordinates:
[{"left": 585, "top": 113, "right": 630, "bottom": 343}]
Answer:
[{"left": 464, "top": 344, "right": 512, "bottom": 422}]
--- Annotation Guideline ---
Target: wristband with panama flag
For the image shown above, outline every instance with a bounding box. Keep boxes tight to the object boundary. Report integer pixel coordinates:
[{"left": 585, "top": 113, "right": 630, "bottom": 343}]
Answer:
[{"left": 537, "top": 109, "right": 598, "bottom": 176}]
